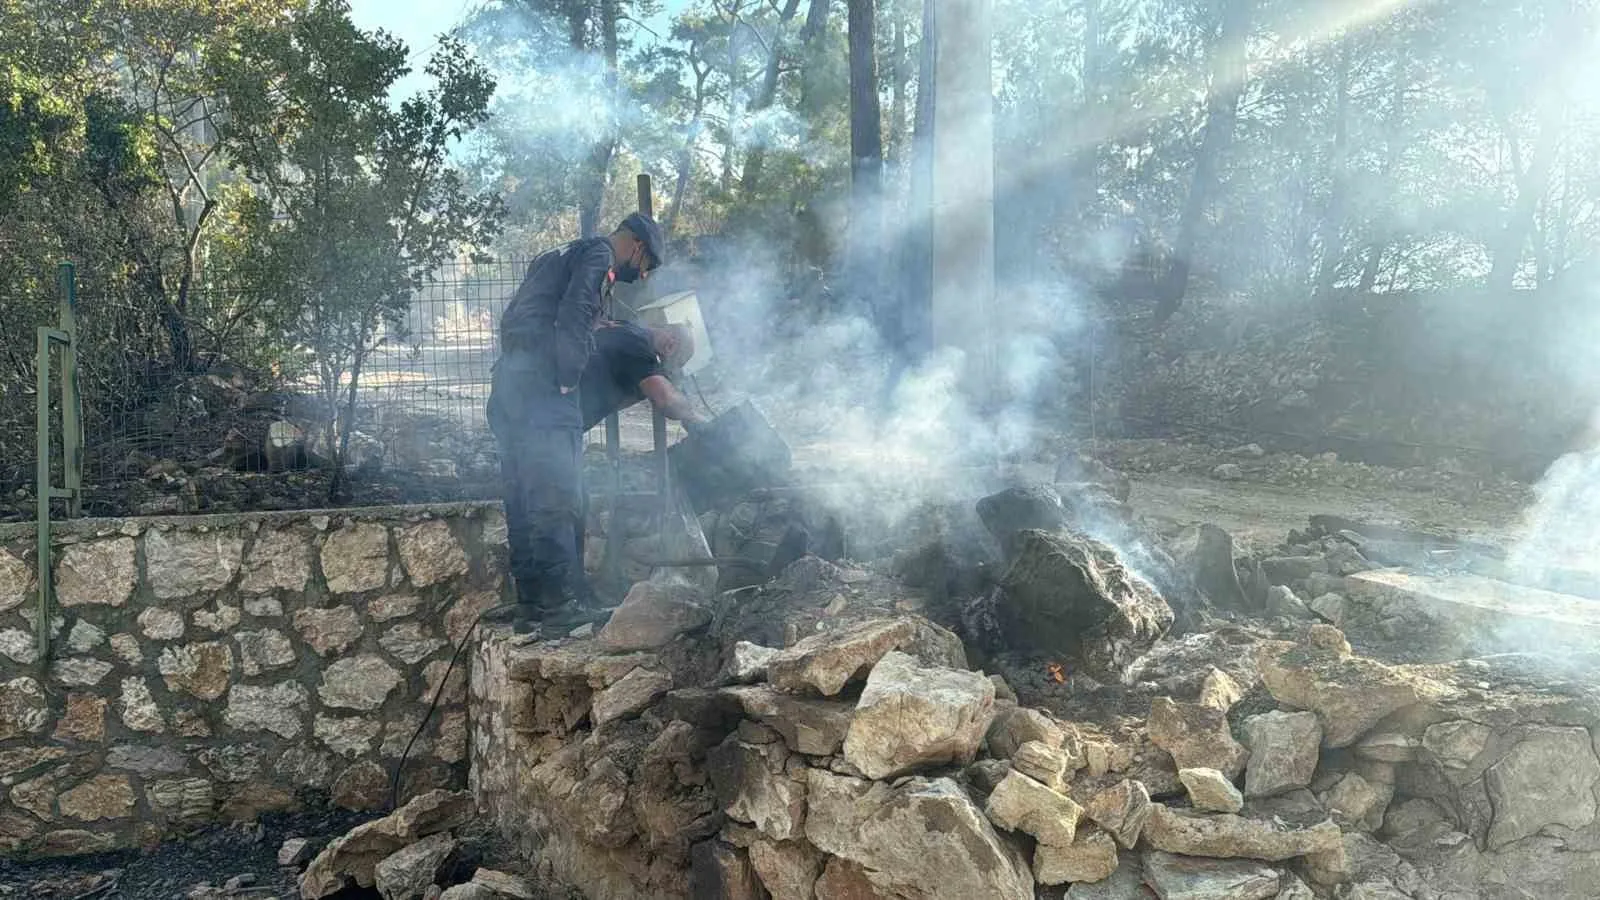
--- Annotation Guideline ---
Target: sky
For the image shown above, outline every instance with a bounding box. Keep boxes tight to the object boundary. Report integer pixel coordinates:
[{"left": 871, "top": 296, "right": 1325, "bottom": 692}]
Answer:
[{"left": 349, "top": 0, "right": 686, "bottom": 100}]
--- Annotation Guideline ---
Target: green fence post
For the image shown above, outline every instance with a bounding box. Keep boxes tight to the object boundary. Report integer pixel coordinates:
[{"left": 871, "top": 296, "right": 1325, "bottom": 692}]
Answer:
[
  {"left": 59, "top": 264, "right": 81, "bottom": 518},
  {"left": 35, "top": 324, "right": 53, "bottom": 664}
]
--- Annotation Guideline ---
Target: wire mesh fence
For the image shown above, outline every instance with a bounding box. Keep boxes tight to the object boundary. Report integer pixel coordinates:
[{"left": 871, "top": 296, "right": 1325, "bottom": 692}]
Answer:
[{"left": 0, "top": 255, "right": 682, "bottom": 523}]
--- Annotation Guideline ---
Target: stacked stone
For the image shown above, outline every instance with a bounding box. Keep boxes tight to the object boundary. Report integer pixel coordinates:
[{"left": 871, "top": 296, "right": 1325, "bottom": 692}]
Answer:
[
  {"left": 473, "top": 585, "right": 1600, "bottom": 900},
  {"left": 0, "top": 506, "right": 505, "bottom": 858}
]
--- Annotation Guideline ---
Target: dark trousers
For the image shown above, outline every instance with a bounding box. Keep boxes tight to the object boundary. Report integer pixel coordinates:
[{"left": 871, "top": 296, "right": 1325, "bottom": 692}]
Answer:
[
  {"left": 488, "top": 358, "right": 585, "bottom": 608},
  {"left": 494, "top": 426, "right": 583, "bottom": 606}
]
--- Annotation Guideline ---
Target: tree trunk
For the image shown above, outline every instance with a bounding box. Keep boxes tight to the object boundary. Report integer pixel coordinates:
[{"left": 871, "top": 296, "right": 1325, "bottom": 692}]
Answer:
[
  {"left": 667, "top": 59, "right": 711, "bottom": 234},
  {"left": 797, "top": 0, "right": 831, "bottom": 116},
  {"left": 900, "top": 0, "right": 935, "bottom": 363},
  {"left": 1156, "top": 0, "right": 1253, "bottom": 323},
  {"left": 1357, "top": 241, "right": 1386, "bottom": 293},
  {"left": 739, "top": 0, "right": 803, "bottom": 198},
  {"left": 575, "top": 0, "right": 619, "bottom": 237},
  {"left": 1314, "top": 39, "right": 1353, "bottom": 304},
  {"left": 887, "top": 0, "right": 909, "bottom": 166},
  {"left": 1487, "top": 121, "right": 1558, "bottom": 293},
  {"left": 847, "top": 0, "right": 884, "bottom": 318}
]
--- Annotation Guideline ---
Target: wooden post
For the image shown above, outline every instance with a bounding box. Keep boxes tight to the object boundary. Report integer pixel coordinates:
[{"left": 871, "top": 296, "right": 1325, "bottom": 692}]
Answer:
[{"left": 637, "top": 174, "right": 673, "bottom": 529}]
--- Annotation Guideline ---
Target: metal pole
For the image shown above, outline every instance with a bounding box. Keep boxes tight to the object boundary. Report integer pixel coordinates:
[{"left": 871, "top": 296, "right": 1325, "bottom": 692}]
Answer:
[
  {"left": 59, "top": 264, "right": 81, "bottom": 518},
  {"left": 638, "top": 174, "right": 672, "bottom": 531},
  {"left": 35, "top": 325, "right": 53, "bottom": 664}
]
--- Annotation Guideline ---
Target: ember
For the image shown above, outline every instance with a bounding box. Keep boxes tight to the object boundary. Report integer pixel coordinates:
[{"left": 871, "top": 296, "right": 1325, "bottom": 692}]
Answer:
[{"left": 1046, "top": 662, "right": 1066, "bottom": 683}]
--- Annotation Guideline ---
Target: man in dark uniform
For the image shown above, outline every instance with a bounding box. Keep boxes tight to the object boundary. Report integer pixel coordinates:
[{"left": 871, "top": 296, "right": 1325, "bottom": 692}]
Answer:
[
  {"left": 578, "top": 320, "right": 707, "bottom": 432},
  {"left": 487, "top": 213, "right": 664, "bottom": 633}
]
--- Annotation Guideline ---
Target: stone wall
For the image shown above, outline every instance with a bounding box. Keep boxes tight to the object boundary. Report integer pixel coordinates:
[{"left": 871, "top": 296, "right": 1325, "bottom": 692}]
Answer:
[{"left": 0, "top": 502, "right": 511, "bottom": 859}]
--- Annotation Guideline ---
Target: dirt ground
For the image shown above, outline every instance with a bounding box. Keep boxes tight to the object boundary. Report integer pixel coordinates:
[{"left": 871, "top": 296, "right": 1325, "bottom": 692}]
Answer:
[{"left": 1125, "top": 469, "right": 1526, "bottom": 551}]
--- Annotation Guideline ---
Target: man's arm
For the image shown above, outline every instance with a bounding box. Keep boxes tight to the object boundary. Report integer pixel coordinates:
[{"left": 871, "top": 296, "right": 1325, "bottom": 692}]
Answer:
[
  {"left": 554, "top": 240, "right": 614, "bottom": 390},
  {"left": 639, "top": 375, "right": 709, "bottom": 425}
]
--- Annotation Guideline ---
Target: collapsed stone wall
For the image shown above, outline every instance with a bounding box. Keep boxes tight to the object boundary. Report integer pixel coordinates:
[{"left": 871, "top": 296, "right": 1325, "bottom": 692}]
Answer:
[
  {"left": 466, "top": 490, "right": 1600, "bottom": 900},
  {"left": 0, "top": 504, "right": 511, "bottom": 859}
]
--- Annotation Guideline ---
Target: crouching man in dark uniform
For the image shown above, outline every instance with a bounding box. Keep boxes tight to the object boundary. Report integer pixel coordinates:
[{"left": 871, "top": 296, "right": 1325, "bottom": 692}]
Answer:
[{"left": 487, "top": 213, "right": 664, "bottom": 634}]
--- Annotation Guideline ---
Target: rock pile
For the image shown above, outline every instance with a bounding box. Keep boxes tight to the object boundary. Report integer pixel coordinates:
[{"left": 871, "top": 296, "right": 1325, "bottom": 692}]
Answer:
[
  {"left": 293, "top": 788, "right": 539, "bottom": 900},
  {"left": 472, "top": 559, "right": 1600, "bottom": 900}
]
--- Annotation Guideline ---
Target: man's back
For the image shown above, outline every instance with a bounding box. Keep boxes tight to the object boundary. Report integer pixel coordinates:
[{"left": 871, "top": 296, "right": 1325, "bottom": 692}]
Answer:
[
  {"left": 579, "top": 322, "right": 663, "bottom": 431},
  {"left": 499, "top": 237, "right": 614, "bottom": 351}
]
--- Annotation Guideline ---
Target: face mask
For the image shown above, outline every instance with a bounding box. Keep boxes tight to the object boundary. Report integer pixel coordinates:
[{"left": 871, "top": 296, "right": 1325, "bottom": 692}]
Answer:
[{"left": 613, "top": 261, "right": 641, "bottom": 283}]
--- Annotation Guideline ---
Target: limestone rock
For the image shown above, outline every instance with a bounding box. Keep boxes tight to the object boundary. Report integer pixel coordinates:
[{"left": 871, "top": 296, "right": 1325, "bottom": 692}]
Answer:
[
  {"left": 767, "top": 617, "right": 960, "bottom": 697},
  {"left": 315, "top": 715, "right": 380, "bottom": 758},
  {"left": 58, "top": 774, "right": 135, "bottom": 821},
  {"left": 66, "top": 620, "right": 105, "bottom": 652},
  {"left": 279, "top": 837, "right": 316, "bottom": 867},
  {"left": 1148, "top": 697, "right": 1248, "bottom": 780},
  {"left": 109, "top": 633, "right": 141, "bottom": 665},
  {"left": 319, "top": 524, "right": 389, "bottom": 595},
  {"left": 1354, "top": 733, "right": 1417, "bottom": 763},
  {"left": 1197, "top": 668, "right": 1243, "bottom": 712},
  {"left": 1309, "top": 592, "right": 1345, "bottom": 624},
  {"left": 1035, "top": 828, "right": 1119, "bottom": 886},
  {"left": 138, "top": 607, "right": 185, "bottom": 640},
  {"left": 987, "top": 705, "right": 1067, "bottom": 758},
  {"left": 984, "top": 769, "right": 1083, "bottom": 846},
  {"left": 1143, "top": 805, "right": 1340, "bottom": 861},
  {"left": 1243, "top": 711, "right": 1321, "bottom": 798},
  {"left": 1257, "top": 638, "right": 1426, "bottom": 747},
  {"left": 225, "top": 682, "right": 309, "bottom": 739},
  {"left": 841, "top": 651, "right": 995, "bottom": 779},
  {"left": 467, "top": 869, "right": 536, "bottom": 899},
  {"left": 976, "top": 484, "right": 1071, "bottom": 554},
  {"left": 397, "top": 521, "right": 469, "bottom": 588},
  {"left": 148, "top": 778, "right": 212, "bottom": 821},
  {"left": 709, "top": 729, "right": 807, "bottom": 841},
  {"left": 192, "top": 601, "right": 242, "bottom": 632},
  {"left": 54, "top": 693, "right": 107, "bottom": 741},
  {"left": 0, "top": 629, "right": 36, "bottom": 665},
  {"left": 689, "top": 841, "right": 765, "bottom": 900},
  {"left": 33, "top": 829, "right": 118, "bottom": 857},
  {"left": 1084, "top": 778, "right": 1152, "bottom": 849},
  {"left": 320, "top": 655, "right": 402, "bottom": 711},
  {"left": 120, "top": 678, "right": 164, "bottom": 733},
  {"left": 721, "top": 685, "right": 854, "bottom": 756},
  {"left": 1323, "top": 772, "right": 1387, "bottom": 832},
  {"left": 236, "top": 629, "right": 296, "bottom": 676},
  {"left": 1421, "top": 720, "right": 1491, "bottom": 769},
  {"left": 1275, "top": 873, "right": 1315, "bottom": 900},
  {"left": 1142, "top": 852, "right": 1281, "bottom": 900},
  {"left": 1305, "top": 624, "right": 1351, "bottom": 655},
  {"left": 144, "top": 528, "right": 244, "bottom": 598},
  {"left": 1180, "top": 768, "right": 1243, "bottom": 814},
  {"left": 591, "top": 668, "right": 672, "bottom": 726},
  {"left": 1260, "top": 556, "right": 1325, "bottom": 585},
  {"left": 50, "top": 657, "right": 113, "bottom": 688},
  {"left": 370, "top": 594, "right": 423, "bottom": 622},
  {"left": 747, "top": 838, "right": 824, "bottom": 900},
  {"left": 727, "top": 641, "right": 779, "bottom": 683},
  {"left": 300, "top": 791, "right": 471, "bottom": 898},
  {"left": 1168, "top": 523, "right": 1249, "bottom": 611},
  {"left": 804, "top": 771, "right": 1033, "bottom": 900},
  {"left": 1484, "top": 725, "right": 1600, "bottom": 849},
  {"left": 375, "top": 832, "right": 456, "bottom": 900},
  {"left": 1064, "top": 853, "right": 1146, "bottom": 899},
  {"left": 813, "top": 858, "right": 879, "bottom": 900},
  {"left": 1265, "top": 586, "right": 1314, "bottom": 620},
  {"left": 158, "top": 642, "right": 234, "bottom": 700},
  {"left": 0, "top": 548, "right": 31, "bottom": 613},
  {"left": 1014, "top": 740, "right": 1079, "bottom": 792},
  {"left": 56, "top": 538, "right": 136, "bottom": 607},
  {"left": 106, "top": 744, "right": 187, "bottom": 776},
  {"left": 294, "top": 607, "right": 365, "bottom": 656},
  {"left": 995, "top": 529, "right": 1174, "bottom": 680},
  {"left": 380, "top": 622, "right": 446, "bottom": 665},
  {"left": 597, "top": 581, "right": 711, "bottom": 651},
  {"left": 239, "top": 528, "right": 313, "bottom": 594},
  {"left": 331, "top": 761, "right": 389, "bottom": 811}
]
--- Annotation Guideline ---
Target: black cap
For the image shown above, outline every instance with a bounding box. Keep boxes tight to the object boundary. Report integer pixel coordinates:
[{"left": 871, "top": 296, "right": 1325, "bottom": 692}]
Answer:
[{"left": 620, "top": 213, "right": 666, "bottom": 269}]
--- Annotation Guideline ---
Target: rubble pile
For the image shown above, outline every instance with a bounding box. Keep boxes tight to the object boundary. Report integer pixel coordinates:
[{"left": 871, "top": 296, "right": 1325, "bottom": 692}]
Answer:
[
  {"left": 291, "top": 788, "right": 541, "bottom": 900},
  {"left": 456, "top": 453, "right": 1600, "bottom": 899}
]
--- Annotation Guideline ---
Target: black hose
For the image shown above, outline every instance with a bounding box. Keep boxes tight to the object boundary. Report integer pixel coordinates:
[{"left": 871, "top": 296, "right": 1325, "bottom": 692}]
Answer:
[{"left": 388, "top": 600, "right": 516, "bottom": 812}]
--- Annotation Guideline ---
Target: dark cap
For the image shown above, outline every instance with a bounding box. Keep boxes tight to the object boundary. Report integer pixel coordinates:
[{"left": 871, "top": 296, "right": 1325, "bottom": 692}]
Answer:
[{"left": 620, "top": 213, "right": 666, "bottom": 269}]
